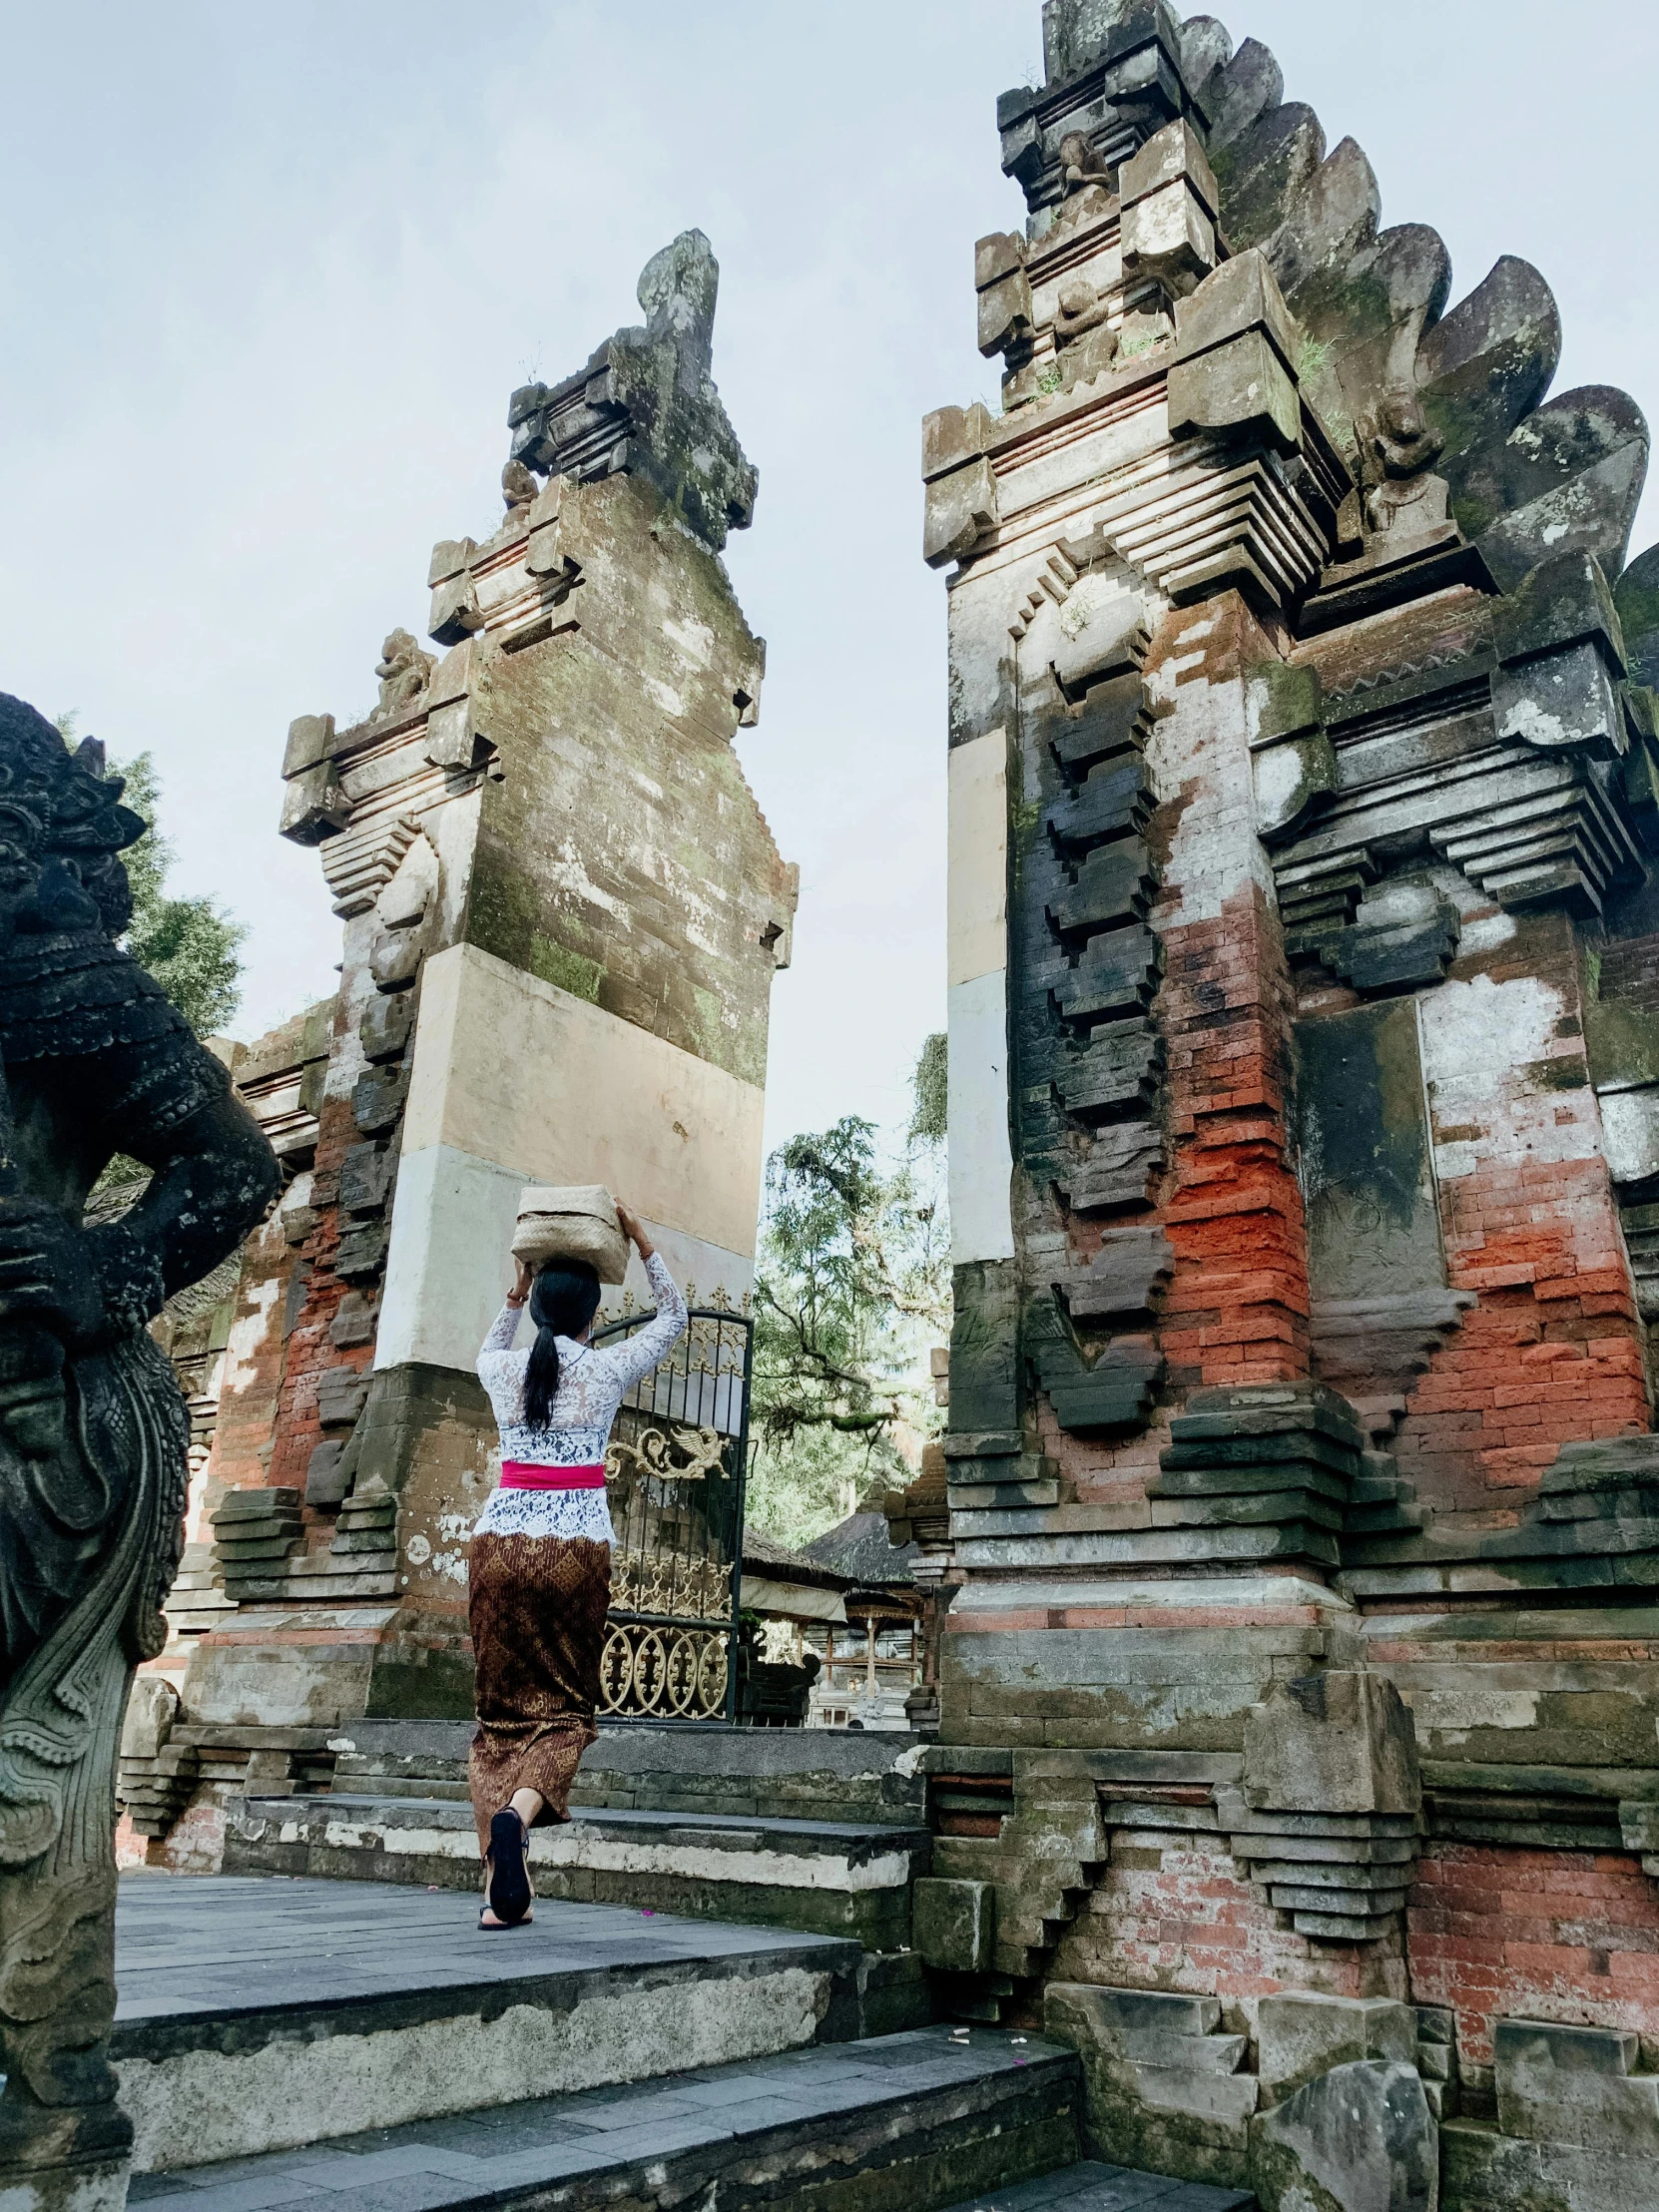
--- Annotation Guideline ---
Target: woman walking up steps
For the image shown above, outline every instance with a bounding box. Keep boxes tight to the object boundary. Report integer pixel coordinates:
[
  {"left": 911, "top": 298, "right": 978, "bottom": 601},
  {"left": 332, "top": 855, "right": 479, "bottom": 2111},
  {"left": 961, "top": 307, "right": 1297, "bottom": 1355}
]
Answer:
[{"left": 469, "top": 1199, "right": 686, "bottom": 1928}]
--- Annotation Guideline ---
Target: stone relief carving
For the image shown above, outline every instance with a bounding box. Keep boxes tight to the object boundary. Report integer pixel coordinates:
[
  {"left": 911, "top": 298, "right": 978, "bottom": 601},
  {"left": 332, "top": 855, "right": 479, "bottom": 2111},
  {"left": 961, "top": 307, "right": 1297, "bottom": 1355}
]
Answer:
[
  {"left": 1056, "top": 130, "right": 1114, "bottom": 197},
  {"left": 1354, "top": 388, "right": 1453, "bottom": 554},
  {"left": 0, "top": 696, "right": 277, "bottom": 2207}
]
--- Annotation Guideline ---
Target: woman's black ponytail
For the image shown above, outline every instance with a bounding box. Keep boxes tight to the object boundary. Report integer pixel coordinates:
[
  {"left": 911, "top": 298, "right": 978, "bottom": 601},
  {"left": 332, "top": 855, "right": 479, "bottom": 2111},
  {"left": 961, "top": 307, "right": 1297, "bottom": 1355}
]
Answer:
[{"left": 522, "top": 1260, "right": 603, "bottom": 1429}]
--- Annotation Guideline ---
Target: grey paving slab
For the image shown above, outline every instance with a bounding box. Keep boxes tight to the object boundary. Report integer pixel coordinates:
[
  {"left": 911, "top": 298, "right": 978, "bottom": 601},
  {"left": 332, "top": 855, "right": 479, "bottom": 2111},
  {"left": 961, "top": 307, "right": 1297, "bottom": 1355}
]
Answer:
[
  {"left": 135, "top": 2027, "right": 1075, "bottom": 2211},
  {"left": 113, "top": 1870, "right": 854, "bottom": 2032},
  {"left": 129, "top": 2183, "right": 320, "bottom": 2212}
]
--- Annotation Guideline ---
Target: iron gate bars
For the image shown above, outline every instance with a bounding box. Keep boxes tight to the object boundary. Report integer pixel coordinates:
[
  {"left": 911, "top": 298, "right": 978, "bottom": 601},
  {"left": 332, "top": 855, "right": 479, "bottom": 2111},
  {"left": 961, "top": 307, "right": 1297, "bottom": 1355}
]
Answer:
[{"left": 589, "top": 1298, "right": 753, "bottom": 1722}]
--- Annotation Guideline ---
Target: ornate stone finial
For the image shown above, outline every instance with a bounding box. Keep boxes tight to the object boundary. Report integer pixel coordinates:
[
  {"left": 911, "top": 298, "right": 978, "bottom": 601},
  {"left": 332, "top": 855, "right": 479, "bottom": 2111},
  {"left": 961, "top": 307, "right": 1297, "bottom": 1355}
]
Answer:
[
  {"left": 505, "top": 229, "right": 758, "bottom": 552},
  {"left": 0, "top": 691, "right": 278, "bottom": 2209},
  {"left": 372, "top": 628, "right": 435, "bottom": 719},
  {"left": 636, "top": 230, "right": 720, "bottom": 397}
]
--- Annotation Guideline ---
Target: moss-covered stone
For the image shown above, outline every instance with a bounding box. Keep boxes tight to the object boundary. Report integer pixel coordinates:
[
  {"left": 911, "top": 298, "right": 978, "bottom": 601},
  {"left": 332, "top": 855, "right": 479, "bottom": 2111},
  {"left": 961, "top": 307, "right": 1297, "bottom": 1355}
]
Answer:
[{"left": 463, "top": 472, "right": 789, "bottom": 1089}]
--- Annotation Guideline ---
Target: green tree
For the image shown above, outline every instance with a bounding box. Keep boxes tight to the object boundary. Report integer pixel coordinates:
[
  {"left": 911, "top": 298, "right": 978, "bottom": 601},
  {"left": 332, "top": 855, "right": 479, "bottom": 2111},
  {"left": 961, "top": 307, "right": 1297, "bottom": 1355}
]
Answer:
[
  {"left": 746, "top": 1037, "right": 950, "bottom": 1546},
  {"left": 909, "top": 1029, "right": 947, "bottom": 1142},
  {"left": 56, "top": 716, "right": 246, "bottom": 1036}
]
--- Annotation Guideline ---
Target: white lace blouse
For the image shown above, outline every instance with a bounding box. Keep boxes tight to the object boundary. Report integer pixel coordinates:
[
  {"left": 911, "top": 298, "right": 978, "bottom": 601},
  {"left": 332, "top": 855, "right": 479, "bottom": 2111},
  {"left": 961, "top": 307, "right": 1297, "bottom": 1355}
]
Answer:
[{"left": 472, "top": 1252, "right": 688, "bottom": 1542}]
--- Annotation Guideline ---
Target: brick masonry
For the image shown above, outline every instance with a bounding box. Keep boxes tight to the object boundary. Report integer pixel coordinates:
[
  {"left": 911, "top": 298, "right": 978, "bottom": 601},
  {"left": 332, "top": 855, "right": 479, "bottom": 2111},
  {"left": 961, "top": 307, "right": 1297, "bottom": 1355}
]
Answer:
[
  {"left": 1408, "top": 1844, "right": 1659, "bottom": 2091},
  {"left": 923, "top": 6, "right": 1659, "bottom": 2203}
]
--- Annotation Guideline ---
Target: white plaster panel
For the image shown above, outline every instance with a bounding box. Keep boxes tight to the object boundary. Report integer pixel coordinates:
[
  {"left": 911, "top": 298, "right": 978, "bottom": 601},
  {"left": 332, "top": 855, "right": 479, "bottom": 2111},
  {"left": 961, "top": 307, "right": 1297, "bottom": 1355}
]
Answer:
[
  {"left": 947, "top": 730, "right": 1008, "bottom": 989},
  {"left": 607, "top": 1220, "right": 754, "bottom": 1318},
  {"left": 376, "top": 1142, "right": 753, "bottom": 1375},
  {"left": 1144, "top": 619, "right": 1279, "bottom": 922},
  {"left": 402, "top": 943, "right": 767, "bottom": 1260},
  {"left": 948, "top": 970, "right": 1015, "bottom": 1265},
  {"left": 374, "top": 1143, "right": 524, "bottom": 1373},
  {"left": 1417, "top": 972, "right": 1601, "bottom": 1185},
  {"left": 945, "top": 569, "right": 1013, "bottom": 740},
  {"left": 1599, "top": 1088, "right": 1659, "bottom": 1187}
]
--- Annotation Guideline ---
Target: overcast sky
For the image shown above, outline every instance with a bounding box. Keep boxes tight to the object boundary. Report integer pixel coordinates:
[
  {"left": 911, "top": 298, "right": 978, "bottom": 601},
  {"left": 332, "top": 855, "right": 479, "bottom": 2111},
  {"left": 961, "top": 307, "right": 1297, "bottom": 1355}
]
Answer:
[{"left": 3, "top": 2, "right": 1654, "bottom": 1157}]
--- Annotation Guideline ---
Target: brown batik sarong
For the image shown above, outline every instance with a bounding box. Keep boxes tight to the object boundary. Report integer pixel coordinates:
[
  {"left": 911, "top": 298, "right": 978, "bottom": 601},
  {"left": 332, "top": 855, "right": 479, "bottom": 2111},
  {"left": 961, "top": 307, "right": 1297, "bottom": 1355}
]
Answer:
[{"left": 467, "top": 1532, "right": 611, "bottom": 1850}]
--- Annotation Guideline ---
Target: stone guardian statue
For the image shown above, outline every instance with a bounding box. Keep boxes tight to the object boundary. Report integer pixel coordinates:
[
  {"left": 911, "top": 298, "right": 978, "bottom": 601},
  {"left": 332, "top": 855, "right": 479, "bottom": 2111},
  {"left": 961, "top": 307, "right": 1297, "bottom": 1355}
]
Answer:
[{"left": 0, "top": 695, "right": 278, "bottom": 2212}]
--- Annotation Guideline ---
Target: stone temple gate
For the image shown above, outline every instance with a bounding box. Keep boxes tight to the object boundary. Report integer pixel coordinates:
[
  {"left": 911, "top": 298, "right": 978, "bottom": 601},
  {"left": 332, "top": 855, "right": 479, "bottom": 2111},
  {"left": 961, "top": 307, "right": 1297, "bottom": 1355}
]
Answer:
[
  {"left": 79, "top": 5, "right": 1659, "bottom": 2210},
  {"left": 898, "top": 0, "right": 1659, "bottom": 2203},
  {"left": 130, "top": 229, "right": 796, "bottom": 1759}
]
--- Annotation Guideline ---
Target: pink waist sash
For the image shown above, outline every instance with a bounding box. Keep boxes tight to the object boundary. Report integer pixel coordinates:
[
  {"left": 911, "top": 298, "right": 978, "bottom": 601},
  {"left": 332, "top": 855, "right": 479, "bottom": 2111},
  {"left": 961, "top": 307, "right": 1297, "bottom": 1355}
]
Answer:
[{"left": 499, "top": 1460, "right": 606, "bottom": 1491}]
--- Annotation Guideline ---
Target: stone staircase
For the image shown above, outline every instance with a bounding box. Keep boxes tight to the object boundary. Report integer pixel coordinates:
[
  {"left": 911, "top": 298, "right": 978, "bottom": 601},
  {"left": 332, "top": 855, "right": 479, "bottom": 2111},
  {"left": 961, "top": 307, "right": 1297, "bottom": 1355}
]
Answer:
[
  {"left": 207, "top": 1718, "right": 933, "bottom": 1952},
  {"left": 226, "top": 1793, "right": 930, "bottom": 1951},
  {"left": 113, "top": 1871, "right": 1256, "bottom": 2212}
]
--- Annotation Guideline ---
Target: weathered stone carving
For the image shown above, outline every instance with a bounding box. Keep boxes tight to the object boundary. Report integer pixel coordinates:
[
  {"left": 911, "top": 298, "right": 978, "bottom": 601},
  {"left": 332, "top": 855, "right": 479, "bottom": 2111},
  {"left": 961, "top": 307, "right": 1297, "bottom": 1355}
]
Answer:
[
  {"left": 1355, "top": 388, "right": 1452, "bottom": 553},
  {"left": 499, "top": 457, "right": 539, "bottom": 513},
  {"left": 0, "top": 695, "right": 276, "bottom": 2209},
  {"left": 371, "top": 628, "right": 434, "bottom": 719},
  {"left": 507, "top": 229, "right": 757, "bottom": 551},
  {"left": 1056, "top": 130, "right": 1114, "bottom": 196}
]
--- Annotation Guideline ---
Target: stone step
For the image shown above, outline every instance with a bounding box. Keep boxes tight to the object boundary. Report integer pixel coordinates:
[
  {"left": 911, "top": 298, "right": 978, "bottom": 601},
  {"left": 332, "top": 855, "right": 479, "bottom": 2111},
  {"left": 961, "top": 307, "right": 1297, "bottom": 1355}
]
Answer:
[
  {"left": 225, "top": 1793, "right": 930, "bottom": 1949},
  {"left": 1351, "top": 1468, "right": 1413, "bottom": 1503},
  {"left": 1343, "top": 1497, "right": 1430, "bottom": 1532},
  {"left": 113, "top": 1872, "right": 870, "bottom": 2174},
  {"left": 938, "top": 2162, "right": 1255, "bottom": 2209},
  {"left": 125, "top": 2026, "right": 1083, "bottom": 2212}
]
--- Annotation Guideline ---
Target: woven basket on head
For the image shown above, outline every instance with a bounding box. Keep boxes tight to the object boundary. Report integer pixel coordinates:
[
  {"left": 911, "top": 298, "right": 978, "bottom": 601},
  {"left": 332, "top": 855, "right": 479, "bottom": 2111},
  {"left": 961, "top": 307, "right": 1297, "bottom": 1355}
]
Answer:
[{"left": 511, "top": 1184, "right": 630, "bottom": 1285}]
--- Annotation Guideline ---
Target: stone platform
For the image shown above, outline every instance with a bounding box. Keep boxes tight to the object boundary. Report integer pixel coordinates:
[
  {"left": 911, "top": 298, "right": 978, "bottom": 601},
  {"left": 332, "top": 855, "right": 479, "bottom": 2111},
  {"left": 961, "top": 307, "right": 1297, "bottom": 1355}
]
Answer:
[
  {"left": 112, "top": 1873, "right": 866, "bottom": 2172},
  {"left": 111, "top": 1870, "right": 1258, "bottom": 2211},
  {"left": 225, "top": 1794, "right": 930, "bottom": 1948},
  {"left": 126, "top": 2028, "right": 1086, "bottom": 2212}
]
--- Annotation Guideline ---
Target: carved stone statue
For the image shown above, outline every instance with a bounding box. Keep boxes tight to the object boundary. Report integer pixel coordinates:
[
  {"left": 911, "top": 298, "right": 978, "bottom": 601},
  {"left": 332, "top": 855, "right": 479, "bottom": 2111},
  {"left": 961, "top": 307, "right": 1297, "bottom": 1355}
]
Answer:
[
  {"left": 1057, "top": 130, "right": 1114, "bottom": 196},
  {"left": 1355, "top": 388, "right": 1453, "bottom": 551},
  {"left": 1054, "top": 276, "right": 1117, "bottom": 353},
  {"left": 372, "top": 628, "right": 435, "bottom": 718},
  {"left": 0, "top": 695, "right": 278, "bottom": 2211},
  {"left": 500, "top": 457, "right": 540, "bottom": 513}
]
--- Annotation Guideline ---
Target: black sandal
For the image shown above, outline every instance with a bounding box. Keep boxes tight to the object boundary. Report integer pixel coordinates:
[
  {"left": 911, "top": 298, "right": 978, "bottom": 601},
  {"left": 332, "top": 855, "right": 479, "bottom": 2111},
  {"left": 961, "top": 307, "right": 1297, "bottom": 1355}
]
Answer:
[{"left": 480, "top": 1807, "right": 532, "bottom": 1929}]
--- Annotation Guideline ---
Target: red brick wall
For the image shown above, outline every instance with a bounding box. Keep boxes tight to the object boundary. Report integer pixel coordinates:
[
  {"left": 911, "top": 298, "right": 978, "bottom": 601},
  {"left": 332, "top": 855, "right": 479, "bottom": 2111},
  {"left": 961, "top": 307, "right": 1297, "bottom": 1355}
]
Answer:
[
  {"left": 1051, "top": 1831, "right": 1407, "bottom": 2008},
  {"left": 1407, "top": 1841, "right": 1659, "bottom": 2089},
  {"left": 1391, "top": 916, "right": 1648, "bottom": 1512},
  {"left": 1149, "top": 598, "right": 1310, "bottom": 1399},
  {"left": 208, "top": 1216, "right": 300, "bottom": 1496},
  {"left": 206, "top": 994, "right": 375, "bottom": 1560},
  {"left": 1158, "top": 882, "right": 1310, "bottom": 1392},
  {"left": 1394, "top": 1279, "right": 1646, "bottom": 1512},
  {"left": 267, "top": 1089, "right": 370, "bottom": 1501}
]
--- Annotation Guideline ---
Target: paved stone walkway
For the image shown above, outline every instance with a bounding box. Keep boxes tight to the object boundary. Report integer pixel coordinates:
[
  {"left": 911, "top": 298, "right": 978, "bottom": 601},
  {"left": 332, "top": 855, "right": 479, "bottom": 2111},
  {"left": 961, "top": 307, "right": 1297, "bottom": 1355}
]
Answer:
[
  {"left": 114, "top": 1876, "right": 1254, "bottom": 2211},
  {"left": 114, "top": 1869, "right": 849, "bottom": 2023}
]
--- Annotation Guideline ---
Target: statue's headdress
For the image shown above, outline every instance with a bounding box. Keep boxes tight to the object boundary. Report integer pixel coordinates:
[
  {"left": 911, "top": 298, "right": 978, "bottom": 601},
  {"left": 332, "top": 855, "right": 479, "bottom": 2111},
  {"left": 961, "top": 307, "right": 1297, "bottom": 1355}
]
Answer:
[{"left": 0, "top": 693, "right": 148, "bottom": 937}]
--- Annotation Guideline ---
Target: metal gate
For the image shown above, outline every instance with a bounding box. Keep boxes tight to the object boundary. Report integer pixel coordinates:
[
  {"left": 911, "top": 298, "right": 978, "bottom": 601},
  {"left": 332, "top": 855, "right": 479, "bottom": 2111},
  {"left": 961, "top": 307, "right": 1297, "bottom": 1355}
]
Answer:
[{"left": 591, "top": 1299, "right": 753, "bottom": 1722}]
